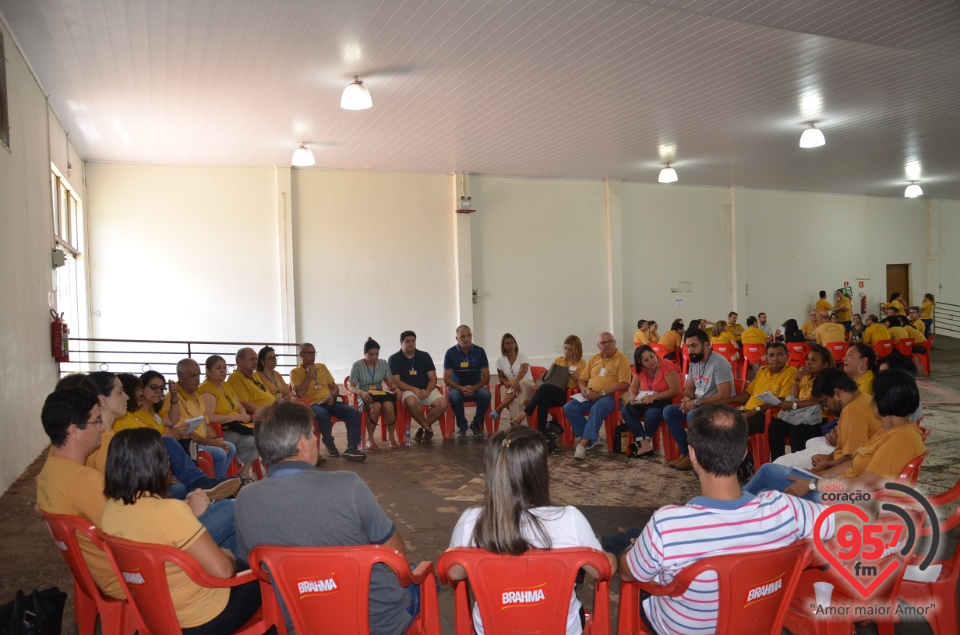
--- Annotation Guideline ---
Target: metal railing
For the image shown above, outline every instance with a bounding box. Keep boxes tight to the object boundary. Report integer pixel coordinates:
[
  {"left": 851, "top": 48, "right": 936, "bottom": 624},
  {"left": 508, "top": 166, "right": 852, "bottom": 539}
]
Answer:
[
  {"left": 935, "top": 302, "right": 960, "bottom": 339},
  {"left": 59, "top": 338, "right": 302, "bottom": 379}
]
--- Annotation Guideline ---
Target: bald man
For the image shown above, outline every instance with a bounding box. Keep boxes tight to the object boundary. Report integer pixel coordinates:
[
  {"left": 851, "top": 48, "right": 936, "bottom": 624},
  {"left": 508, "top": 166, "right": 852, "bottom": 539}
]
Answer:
[
  {"left": 228, "top": 347, "right": 275, "bottom": 415},
  {"left": 563, "top": 332, "right": 631, "bottom": 460}
]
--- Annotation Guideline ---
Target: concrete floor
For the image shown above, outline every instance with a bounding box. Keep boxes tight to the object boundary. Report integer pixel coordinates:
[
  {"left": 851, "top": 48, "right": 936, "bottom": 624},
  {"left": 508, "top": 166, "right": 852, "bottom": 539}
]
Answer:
[{"left": 3, "top": 338, "right": 959, "bottom": 634}]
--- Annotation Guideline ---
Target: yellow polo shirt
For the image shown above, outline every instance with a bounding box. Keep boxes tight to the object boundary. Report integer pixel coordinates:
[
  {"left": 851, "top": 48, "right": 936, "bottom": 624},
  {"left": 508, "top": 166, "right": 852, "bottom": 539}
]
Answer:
[
  {"left": 633, "top": 329, "right": 649, "bottom": 346},
  {"left": 834, "top": 391, "right": 882, "bottom": 461},
  {"left": 227, "top": 371, "right": 276, "bottom": 411},
  {"left": 290, "top": 363, "right": 336, "bottom": 404},
  {"left": 711, "top": 331, "right": 737, "bottom": 346},
  {"left": 741, "top": 327, "right": 767, "bottom": 345},
  {"left": 834, "top": 296, "right": 853, "bottom": 322},
  {"left": 886, "top": 326, "right": 909, "bottom": 343},
  {"left": 815, "top": 322, "right": 847, "bottom": 345},
  {"left": 659, "top": 330, "right": 682, "bottom": 353},
  {"left": 885, "top": 299, "right": 906, "bottom": 316},
  {"left": 113, "top": 408, "right": 164, "bottom": 434},
  {"left": 582, "top": 350, "right": 632, "bottom": 393},
  {"left": 861, "top": 324, "right": 891, "bottom": 346},
  {"left": 903, "top": 325, "right": 926, "bottom": 343},
  {"left": 744, "top": 365, "right": 798, "bottom": 410},
  {"left": 801, "top": 320, "right": 817, "bottom": 340},
  {"left": 921, "top": 300, "right": 934, "bottom": 319},
  {"left": 648, "top": 330, "right": 660, "bottom": 344},
  {"left": 727, "top": 323, "right": 745, "bottom": 339},
  {"left": 816, "top": 298, "right": 832, "bottom": 314},
  {"left": 856, "top": 370, "right": 875, "bottom": 396},
  {"left": 160, "top": 385, "right": 208, "bottom": 437},
  {"left": 845, "top": 423, "right": 925, "bottom": 480}
]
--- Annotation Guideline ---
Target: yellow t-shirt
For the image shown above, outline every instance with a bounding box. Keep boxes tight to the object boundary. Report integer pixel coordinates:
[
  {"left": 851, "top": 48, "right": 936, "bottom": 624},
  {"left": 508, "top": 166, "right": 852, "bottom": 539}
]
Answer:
[
  {"left": 659, "top": 330, "right": 682, "bottom": 353},
  {"left": 801, "top": 320, "right": 817, "bottom": 339},
  {"left": 581, "top": 350, "right": 632, "bottom": 393},
  {"left": 113, "top": 408, "right": 164, "bottom": 434},
  {"left": 856, "top": 370, "right": 875, "bottom": 396},
  {"left": 903, "top": 325, "right": 926, "bottom": 344},
  {"left": 744, "top": 365, "right": 798, "bottom": 410},
  {"left": 845, "top": 424, "right": 925, "bottom": 480},
  {"left": 815, "top": 323, "right": 847, "bottom": 345},
  {"left": 551, "top": 356, "right": 588, "bottom": 390},
  {"left": 920, "top": 300, "right": 934, "bottom": 320},
  {"left": 84, "top": 429, "right": 113, "bottom": 474},
  {"left": 727, "top": 323, "right": 745, "bottom": 339},
  {"left": 633, "top": 329, "right": 649, "bottom": 347},
  {"left": 710, "top": 331, "right": 737, "bottom": 347},
  {"left": 36, "top": 457, "right": 124, "bottom": 599},
  {"left": 816, "top": 298, "right": 832, "bottom": 314},
  {"left": 834, "top": 296, "right": 853, "bottom": 322},
  {"left": 227, "top": 371, "right": 276, "bottom": 411},
  {"left": 290, "top": 363, "right": 336, "bottom": 404},
  {"left": 833, "top": 392, "right": 882, "bottom": 461},
  {"left": 908, "top": 318, "right": 925, "bottom": 334},
  {"left": 861, "top": 324, "right": 891, "bottom": 346},
  {"left": 161, "top": 385, "right": 209, "bottom": 438},
  {"left": 101, "top": 496, "right": 227, "bottom": 628},
  {"left": 740, "top": 327, "right": 767, "bottom": 345},
  {"left": 255, "top": 370, "right": 289, "bottom": 400},
  {"left": 647, "top": 330, "right": 660, "bottom": 344},
  {"left": 198, "top": 380, "right": 243, "bottom": 417},
  {"left": 884, "top": 299, "right": 906, "bottom": 316},
  {"left": 886, "top": 326, "right": 909, "bottom": 343}
]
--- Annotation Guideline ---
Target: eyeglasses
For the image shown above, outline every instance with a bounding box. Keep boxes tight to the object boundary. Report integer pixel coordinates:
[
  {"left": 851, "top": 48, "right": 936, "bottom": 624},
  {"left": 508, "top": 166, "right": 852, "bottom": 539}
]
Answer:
[
  {"left": 598, "top": 339, "right": 615, "bottom": 345},
  {"left": 85, "top": 415, "right": 103, "bottom": 427},
  {"left": 145, "top": 384, "right": 165, "bottom": 391}
]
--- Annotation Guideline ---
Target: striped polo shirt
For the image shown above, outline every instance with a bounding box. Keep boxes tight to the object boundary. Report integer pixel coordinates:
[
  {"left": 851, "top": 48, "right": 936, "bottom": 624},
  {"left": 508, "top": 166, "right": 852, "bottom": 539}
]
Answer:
[{"left": 626, "top": 492, "right": 834, "bottom": 635}]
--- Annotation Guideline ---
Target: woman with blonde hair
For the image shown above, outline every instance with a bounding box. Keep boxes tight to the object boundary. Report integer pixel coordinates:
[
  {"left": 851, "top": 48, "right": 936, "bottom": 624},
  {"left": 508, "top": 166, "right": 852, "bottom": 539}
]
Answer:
[{"left": 511, "top": 335, "right": 586, "bottom": 431}]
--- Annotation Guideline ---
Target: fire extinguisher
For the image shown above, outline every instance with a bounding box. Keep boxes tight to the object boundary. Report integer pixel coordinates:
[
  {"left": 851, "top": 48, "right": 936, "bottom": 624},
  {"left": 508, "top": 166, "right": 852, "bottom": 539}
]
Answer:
[
  {"left": 50, "top": 309, "right": 70, "bottom": 363},
  {"left": 859, "top": 293, "right": 867, "bottom": 315}
]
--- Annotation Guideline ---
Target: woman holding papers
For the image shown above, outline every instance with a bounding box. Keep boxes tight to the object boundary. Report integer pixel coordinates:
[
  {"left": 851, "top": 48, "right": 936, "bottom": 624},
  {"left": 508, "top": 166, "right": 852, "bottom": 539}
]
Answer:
[
  {"left": 619, "top": 345, "right": 681, "bottom": 457},
  {"left": 199, "top": 355, "right": 257, "bottom": 482},
  {"left": 769, "top": 344, "right": 834, "bottom": 461},
  {"left": 348, "top": 337, "right": 400, "bottom": 450}
]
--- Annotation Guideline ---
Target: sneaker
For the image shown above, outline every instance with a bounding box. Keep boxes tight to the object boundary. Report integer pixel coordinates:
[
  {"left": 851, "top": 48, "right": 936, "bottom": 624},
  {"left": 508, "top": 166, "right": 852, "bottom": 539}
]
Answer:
[
  {"left": 457, "top": 428, "right": 468, "bottom": 438},
  {"left": 325, "top": 443, "right": 340, "bottom": 458},
  {"left": 203, "top": 478, "right": 241, "bottom": 502},
  {"left": 414, "top": 428, "right": 425, "bottom": 443},
  {"left": 585, "top": 439, "right": 602, "bottom": 451},
  {"left": 673, "top": 455, "right": 693, "bottom": 471},
  {"left": 343, "top": 447, "right": 367, "bottom": 462},
  {"left": 470, "top": 425, "right": 485, "bottom": 438},
  {"left": 574, "top": 444, "right": 587, "bottom": 460}
]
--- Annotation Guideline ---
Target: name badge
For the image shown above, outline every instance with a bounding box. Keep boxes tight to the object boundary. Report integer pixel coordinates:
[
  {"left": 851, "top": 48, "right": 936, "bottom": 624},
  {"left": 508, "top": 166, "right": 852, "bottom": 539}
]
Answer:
[
  {"left": 409, "top": 370, "right": 418, "bottom": 376},
  {"left": 369, "top": 384, "right": 378, "bottom": 390},
  {"left": 569, "top": 366, "right": 577, "bottom": 372},
  {"left": 695, "top": 382, "right": 707, "bottom": 398},
  {"left": 460, "top": 361, "right": 469, "bottom": 368},
  {"left": 599, "top": 368, "right": 607, "bottom": 377}
]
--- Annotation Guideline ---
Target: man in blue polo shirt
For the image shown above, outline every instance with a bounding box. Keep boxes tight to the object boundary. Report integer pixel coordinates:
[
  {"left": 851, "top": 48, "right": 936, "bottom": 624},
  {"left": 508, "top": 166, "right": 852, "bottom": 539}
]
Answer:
[{"left": 443, "top": 325, "right": 491, "bottom": 438}]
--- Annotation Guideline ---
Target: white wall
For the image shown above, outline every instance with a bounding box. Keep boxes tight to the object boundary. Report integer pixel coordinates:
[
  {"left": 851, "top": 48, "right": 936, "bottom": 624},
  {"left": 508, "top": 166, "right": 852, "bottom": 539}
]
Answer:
[
  {"left": 470, "top": 175, "right": 610, "bottom": 364},
  {"left": 0, "top": 19, "right": 62, "bottom": 492},
  {"left": 292, "top": 170, "right": 457, "bottom": 378},
  {"left": 86, "top": 164, "right": 284, "bottom": 345}
]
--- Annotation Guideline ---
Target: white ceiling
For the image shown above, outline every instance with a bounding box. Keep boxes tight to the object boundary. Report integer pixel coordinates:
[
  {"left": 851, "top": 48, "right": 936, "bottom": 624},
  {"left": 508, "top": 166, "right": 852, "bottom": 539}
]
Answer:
[{"left": 2, "top": 0, "right": 959, "bottom": 198}]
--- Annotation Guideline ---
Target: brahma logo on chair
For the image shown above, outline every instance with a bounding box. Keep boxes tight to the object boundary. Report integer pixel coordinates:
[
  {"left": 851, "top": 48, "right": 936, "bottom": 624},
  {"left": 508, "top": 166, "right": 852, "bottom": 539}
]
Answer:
[
  {"left": 500, "top": 583, "right": 546, "bottom": 609},
  {"left": 743, "top": 573, "right": 784, "bottom": 607},
  {"left": 297, "top": 573, "right": 339, "bottom": 598},
  {"left": 122, "top": 569, "right": 146, "bottom": 586}
]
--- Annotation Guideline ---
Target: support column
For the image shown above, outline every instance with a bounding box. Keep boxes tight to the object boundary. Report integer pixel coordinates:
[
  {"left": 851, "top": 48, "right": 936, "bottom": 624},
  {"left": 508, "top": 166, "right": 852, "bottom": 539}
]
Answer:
[
  {"left": 453, "top": 174, "right": 474, "bottom": 328},
  {"left": 276, "top": 167, "right": 297, "bottom": 343},
  {"left": 605, "top": 179, "right": 623, "bottom": 339}
]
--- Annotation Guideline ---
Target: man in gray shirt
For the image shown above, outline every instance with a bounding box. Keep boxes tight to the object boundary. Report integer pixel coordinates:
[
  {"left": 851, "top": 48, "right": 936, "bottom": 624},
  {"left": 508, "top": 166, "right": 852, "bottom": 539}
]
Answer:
[
  {"left": 662, "top": 329, "right": 735, "bottom": 471},
  {"left": 235, "top": 401, "right": 414, "bottom": 634}
]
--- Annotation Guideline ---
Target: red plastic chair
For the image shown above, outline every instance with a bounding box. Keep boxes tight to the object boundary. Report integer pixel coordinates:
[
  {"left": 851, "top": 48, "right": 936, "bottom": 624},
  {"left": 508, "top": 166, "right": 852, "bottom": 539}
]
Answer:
[
  {"left": 825, "top": 341, "right": 850, "bottom": 365},
  {"left": 712, "top": 342, "right": 739, "bottom": 367},
  {"left": 786, "top": 342, "right": 810, "bottom": 368},
  {"left": 197, "top": 450, "right": 216, "bottom": 478},
  {"left": 601, "top": 391, "right": 626, "bottom": 452},
  {"left": 438, "top": 547, "right": 611, "bottom": 635},
  {"left": 439, "top": 381, "right": 493, "bottom": 435},
  {"left": 618, "top": 541, "right": 811, "bottom": 635},
  {"left": 911, "top": 334, "right": 932, "bottom": 376},
  {"left": 872, "top": 339, "right": 894, "bottom": 359},
  {"left": 739, "top": 343, "right": 767, "bottom": 381},
  {"left": 396, "top": 395, "right": 448, "bottom": 442},
  {"left": 732, "top": 378, "right": 780, "bottom": 468},
  {"left": 680, "top": 344, "right": 691, "bottom": 375},
  {"left": 894, "top": 338, "right": 915, "bottom": 357},
  {"left": 649, "top": 344, "right": 671, "bottom": 360},
  {"left": 785, "top": 508, "right": 921, "bottom": 635},
  {"left": 249, "top": 544, "right": 440, "bottom": 635},
  {"left": 205, "top": 422, "right": 241, "bottom": 477},
  {"left": 895, "top": 449, "right": 929, "bottom": 488},
  {"left": 886, "top": 476, "right": 960, "bottom": 635},
  {"left": 39, "top": 511, "right": 135, "bottom": 635},
  {"left": 99, "top": 532, "right": 270, "bottom": 635}
]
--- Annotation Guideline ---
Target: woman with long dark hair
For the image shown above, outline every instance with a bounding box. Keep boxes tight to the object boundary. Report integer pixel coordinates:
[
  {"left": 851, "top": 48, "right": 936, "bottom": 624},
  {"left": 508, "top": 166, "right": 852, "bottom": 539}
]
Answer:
[
  {"left": 254, "top": 346, "right": 293, "bottom": 401},
  {"left": 101, "top": 428, "right": 260, "bottom": 634},
  {"left": 79, "top": 371, "right": 128, "bottom": 473},
  {"left": 348, "top": 337, "right": 399, "bottom": 449},
  {"left": 447, "top": 426, "right": 614, "bottom": 634},
  {"left": 842, "top": 342, "right": 877, "bottom": 396},
  {"left": 620, "top": 345, "right": 681, "bottom": 457}
]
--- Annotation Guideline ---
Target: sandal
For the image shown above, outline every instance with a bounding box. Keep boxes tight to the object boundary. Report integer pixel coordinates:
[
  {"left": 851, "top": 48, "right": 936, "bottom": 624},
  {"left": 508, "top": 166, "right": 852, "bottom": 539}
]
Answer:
[
  {"left": 364, "top": 441, "right": 380, "bottom": 451},
  {"left": 422, "top": 429, "right": 434, "bottom": 443},
  {"left": 389, "top": 439, "right": 399, "bottom": 449}
]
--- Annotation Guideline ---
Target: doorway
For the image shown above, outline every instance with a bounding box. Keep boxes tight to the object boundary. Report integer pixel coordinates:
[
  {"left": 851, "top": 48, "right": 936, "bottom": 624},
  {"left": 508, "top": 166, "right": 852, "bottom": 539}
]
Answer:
[{"left": 886, "top": 264, "right": 910, "bottom": 307}]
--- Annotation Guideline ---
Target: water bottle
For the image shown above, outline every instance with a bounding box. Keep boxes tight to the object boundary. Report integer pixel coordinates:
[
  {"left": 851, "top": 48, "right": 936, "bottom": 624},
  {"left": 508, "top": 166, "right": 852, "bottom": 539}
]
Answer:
[{"left": 405, "top": 421, "right": 412, "bottom": 446}]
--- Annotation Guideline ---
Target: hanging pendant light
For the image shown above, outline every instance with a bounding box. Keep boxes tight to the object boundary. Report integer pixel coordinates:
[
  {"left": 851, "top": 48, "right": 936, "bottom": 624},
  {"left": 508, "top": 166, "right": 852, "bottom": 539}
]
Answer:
[
  {"left": 799, "top": 123, "right": 825, "bottom": 148},
  {"left": 658, "top": 164, "right": 678, "bottom": 184},
  {"left": 291, "top": 143, "right": 315, "bottom": 167},
  {"left": 341, "top": 76, "right": 372, "bottom": 110},
  {"left": 904, "top": 182, "right": 923, "bottom": 198}
]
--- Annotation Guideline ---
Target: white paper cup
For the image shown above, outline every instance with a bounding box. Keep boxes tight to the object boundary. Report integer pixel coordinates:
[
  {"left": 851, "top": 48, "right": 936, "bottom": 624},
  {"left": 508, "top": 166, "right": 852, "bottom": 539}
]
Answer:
[{"left": 813, "top": 581, "right": 834, "bottom": 608}]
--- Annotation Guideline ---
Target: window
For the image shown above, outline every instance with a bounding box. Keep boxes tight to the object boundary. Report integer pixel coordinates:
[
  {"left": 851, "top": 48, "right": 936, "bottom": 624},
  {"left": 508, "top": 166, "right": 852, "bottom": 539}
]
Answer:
[
  {"left": 51, "top": 167, "right": 89, "bottom": 348},
  {"left": 0, "top": 31, "right": 9, "bottom": 149}
]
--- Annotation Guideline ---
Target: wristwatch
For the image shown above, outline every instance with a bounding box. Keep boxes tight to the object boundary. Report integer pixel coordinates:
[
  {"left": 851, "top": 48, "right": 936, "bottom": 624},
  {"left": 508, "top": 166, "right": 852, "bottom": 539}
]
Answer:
[
  {"left": 601, "top": 390, "right": 606, "bottom": 397},
  {"left": 809, "top": 479, "right": 819, "bottom": 492},
  {"left": 694, "top": 397, "right": 701, "bottom": 407},
  {"left": 792, "top": 402, "right": 798, "bottom": 410}
]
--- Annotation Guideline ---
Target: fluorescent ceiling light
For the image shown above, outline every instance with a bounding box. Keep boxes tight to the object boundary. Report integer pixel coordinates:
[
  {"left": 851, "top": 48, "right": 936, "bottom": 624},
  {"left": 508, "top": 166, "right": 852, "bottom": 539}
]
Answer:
[
  {"left": 904, "top": 182, "right": 923, "bottom": 198},
  {"left": 291, "top": 143, "right": 315, "bottom": 167},
  {"left": 658, "top": 164, "right": 678, "bottom": 184},
  {"left": 905, "top": 161, "right": 922, "bottom": 180},
  {"left": 341, "top": 76, "right": 372, "bottom": 110},
  {"left": 799, "top": 123, "right": 825, "bottom": 148}
]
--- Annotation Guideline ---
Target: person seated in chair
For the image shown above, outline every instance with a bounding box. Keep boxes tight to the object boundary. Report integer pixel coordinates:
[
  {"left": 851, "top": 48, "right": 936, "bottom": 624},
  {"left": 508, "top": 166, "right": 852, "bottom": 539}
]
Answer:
[
  {"left": 657, "top": 319, "right": 685, "bottom": 361},
  {"left": 725, "top": 342, "right": 796, "bottom": 438},
  {"left": 815, "top": 313, "right": 847, "bottom": 345},
  {"left": 389, "top": 330, "right": 448, "bottom": 443},
  {"left": 616, "top": 404, "right": 836, "bottom": 635},
  {"left": 739, "top": 316, "right": 767, "bottom": 346},
  {"left": 443, "top": 325, "right": 491, "bottom": 438},
  {"left": 235, "top": 401, "right": 420, "bottom": 634}
]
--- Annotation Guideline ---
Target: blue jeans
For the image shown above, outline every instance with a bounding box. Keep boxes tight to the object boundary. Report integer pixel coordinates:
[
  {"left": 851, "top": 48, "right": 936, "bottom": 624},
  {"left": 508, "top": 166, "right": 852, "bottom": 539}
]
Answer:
[
  {"left": 447, "top": 388, "right": 491, "bottom": 430},
  {"left": 563, "top": 394, "right": 616, "bottom": 442},
  {"left": 203, "top": 441, "right": 237, "bottom": 479},
  {"left": 663, "top": 404, "right": 692, "bottom": 456},
  {"left": 742, "top": 464, "right": 820, "bottom": 502},
  {"left": 311, "top": 401, "right": 362, "bottom": 448},
  {"left": 198, "top": 499, "right": 242, "bottom": 562},
  {"left": 163, "top": 437, "right": 222, "bottom": 500},
  {"left": 619, "top": 401, "right": 670, "bottom": 441}
]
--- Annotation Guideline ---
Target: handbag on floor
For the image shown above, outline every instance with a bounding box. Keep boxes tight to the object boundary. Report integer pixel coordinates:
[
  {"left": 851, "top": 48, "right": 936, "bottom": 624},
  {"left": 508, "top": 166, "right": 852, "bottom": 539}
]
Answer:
[{"left": 0, "top": 588, "right": 66, "bottom": 635}]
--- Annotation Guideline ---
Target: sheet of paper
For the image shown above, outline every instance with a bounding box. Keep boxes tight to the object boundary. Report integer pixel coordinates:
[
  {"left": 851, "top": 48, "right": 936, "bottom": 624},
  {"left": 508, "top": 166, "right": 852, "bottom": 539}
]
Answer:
[
  {"left": 571, "top": 393, "right": 587, "bottom": 402},
  {"left": 755, "top": 391, "right": 782, "bottom": 406},
  {"left": 633, "top": 391, "right": 656, "bottom": 403},
  {"left": 182, "top": 416, "right": 205, "bottom": 436}
]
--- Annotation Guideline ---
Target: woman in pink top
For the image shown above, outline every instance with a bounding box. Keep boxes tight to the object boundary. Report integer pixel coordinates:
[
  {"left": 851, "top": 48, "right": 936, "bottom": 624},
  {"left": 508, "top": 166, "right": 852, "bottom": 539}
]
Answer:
[{"left": 619, "top": 346, "right": 681, "bottom": 457}]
